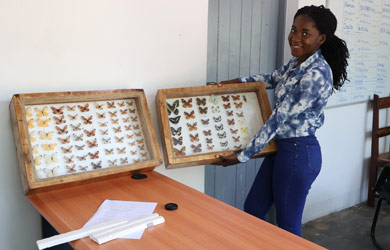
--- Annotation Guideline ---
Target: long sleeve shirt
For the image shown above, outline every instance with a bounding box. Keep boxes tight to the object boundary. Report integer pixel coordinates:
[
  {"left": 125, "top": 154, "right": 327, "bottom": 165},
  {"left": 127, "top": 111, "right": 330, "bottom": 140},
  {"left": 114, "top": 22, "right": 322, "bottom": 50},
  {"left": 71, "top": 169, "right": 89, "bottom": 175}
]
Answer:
[{"left": 237, "top": 49, "right": 333, "bottom": 162}]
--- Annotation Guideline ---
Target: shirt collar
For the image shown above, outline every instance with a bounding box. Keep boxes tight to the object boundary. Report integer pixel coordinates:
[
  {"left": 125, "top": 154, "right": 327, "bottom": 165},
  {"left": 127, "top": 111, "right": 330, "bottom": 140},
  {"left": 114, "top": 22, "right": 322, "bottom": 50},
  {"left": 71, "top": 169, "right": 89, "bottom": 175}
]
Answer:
[{"left": 290, "top": 49, "right": 322, "bottom": 74}]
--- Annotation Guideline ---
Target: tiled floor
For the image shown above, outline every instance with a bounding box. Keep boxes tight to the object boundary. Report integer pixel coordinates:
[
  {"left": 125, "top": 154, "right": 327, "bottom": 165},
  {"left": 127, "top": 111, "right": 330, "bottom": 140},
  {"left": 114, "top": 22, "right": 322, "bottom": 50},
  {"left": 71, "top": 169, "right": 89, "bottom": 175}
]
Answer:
[{"left": 302, "top": 202, "right": 390, "bottom": 250}]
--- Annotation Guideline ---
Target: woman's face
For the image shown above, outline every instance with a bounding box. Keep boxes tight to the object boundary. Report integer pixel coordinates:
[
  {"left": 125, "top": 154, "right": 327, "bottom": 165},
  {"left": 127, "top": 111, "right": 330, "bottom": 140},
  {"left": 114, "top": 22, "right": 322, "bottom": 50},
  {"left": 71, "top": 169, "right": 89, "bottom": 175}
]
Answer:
[{"left": 288, "top": 15, "right": 326, "bottom": 66}]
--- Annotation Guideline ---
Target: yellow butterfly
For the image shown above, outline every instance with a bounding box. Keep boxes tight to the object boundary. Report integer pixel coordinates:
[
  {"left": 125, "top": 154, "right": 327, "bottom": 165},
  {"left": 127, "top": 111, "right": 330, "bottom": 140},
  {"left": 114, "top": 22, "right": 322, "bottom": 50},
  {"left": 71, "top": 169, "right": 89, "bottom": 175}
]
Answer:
[
  {"left": 26, "top": 107, "right": 33, "bottom": 117},
  {"left": 42, "top": 143, "right": 57, "bottom": 151},
  {"left": 241, "top": 128, "right": 248, "bottom": 134},
  {"left": 35, "top": 107, "right": 49, "bottom": 117},
  {"left": 243, "top": 136, "right": 249, "bottom": 141},
  {"left": 45, "top": 153, "right": 59, "bottom": 165},
  {"left": 39, "top": 131, "right": 53, "bottom": 140},
  {"left": 37, "top": 118, "right": 51, "bottom": 128},
  {"left": 28, "top": 119, "right": 34, "bottom": 129},
  {"left": 34, "top": 155, "right": 42, "bottom": 166},
  {"left": 30, "top": 132, "right": 36, "bottom": 142},
  {"left": 32, "top": 145, "right": 39, "bottom": 155}
]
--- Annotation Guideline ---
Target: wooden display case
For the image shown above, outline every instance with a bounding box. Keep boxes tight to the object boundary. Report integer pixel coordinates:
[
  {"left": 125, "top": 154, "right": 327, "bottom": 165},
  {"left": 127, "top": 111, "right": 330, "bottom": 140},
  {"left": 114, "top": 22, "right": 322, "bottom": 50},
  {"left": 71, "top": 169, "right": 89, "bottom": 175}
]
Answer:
[
  {"left": 10, "top": 89, "right": 162, "bottom": 194},
  {"left": 156, "top": 82, "right": 277, "bottom": 169}
]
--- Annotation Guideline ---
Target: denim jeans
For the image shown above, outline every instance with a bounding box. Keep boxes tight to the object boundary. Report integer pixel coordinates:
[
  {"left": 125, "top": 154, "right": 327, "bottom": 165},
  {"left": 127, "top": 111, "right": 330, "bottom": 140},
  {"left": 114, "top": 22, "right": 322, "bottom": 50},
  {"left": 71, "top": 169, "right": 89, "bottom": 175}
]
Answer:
[{"left": 244, "top": 135, "right": 322, "bottom": 236}]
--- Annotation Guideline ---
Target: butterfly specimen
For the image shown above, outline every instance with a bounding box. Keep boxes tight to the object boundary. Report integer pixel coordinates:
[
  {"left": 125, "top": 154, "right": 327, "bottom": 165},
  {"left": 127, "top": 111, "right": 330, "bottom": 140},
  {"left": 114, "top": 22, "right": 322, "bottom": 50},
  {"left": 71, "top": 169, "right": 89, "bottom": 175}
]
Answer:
[
  {"left": 39, "top": 131, "right": 54, "bottom": 140},
  {"left": 227, "top": 119, "right": 235, "bottom": 126},
  {"left": 133, "top": 159, "right": 141, "bottom": 163},
  {"left": 99, "top": 122, "right": 108, "bottom": 127},
  {"left": 140, "top": 152, "right": 148, "bottom": 158},
  {"left": 88, "top": 151, "right": 99, "bottom": 159},
  {"left": 67, "top": 105, "right": 76, "bottom": 111},
  {"left": 234, "top": 145, "right": 243, "bottom": 150},
  {"left": 138, "top": 144, "right": 145, "bottom": 151},
  {"left": 236, "top": 111, "right": 244, "bottom": 117},
  {"left": 221, "top": 95, "right": 230, "bottom": 102},
  {"left": 198, "top": 107, "right": 208, "bottom": 114},
  {"left": 226, "top": 110, "right": 234, "bottom": 117},
  {"left": 75, "top": 145, "right": 85, "bottom": 150},
  {"left": 120, "top": 157, "right": 128, "bottom": 164},
  {"left": 127, "top": 134, "right": 134, "bottom": 139},
  {"left": 45, "top": 153, "right": 59, "bottom": 164},
  {"left": 243, "top": 96, "right": 247, "bottom": 102},
  {"left": 184, "top": 111, "right": 195, "bottom": 119},
  {"left": 81, "top": 115, "right": 93, "bottom": 124},
  {"left": 34, "top": 155, "right": 42, "bottom": 166},
  {"left": 215, "top": 124, "right": 224, "bottom": 131},
  {"left": 118, "top": 101, "right": 125, "bottom": 107},
  {"left": 70, "top": 123, "right": 81, "bottom": 131},
  {"left": 128, "top": 141, "right": 136, "bottom": 146},
  {"left": 79, "top": 165, "right": 88, "bottom": 171},
  {"left": 26, "top": 107, "right": 33, "bottom": 117},
  {"left": 223, "top": 103, "right": 231, "bottom": 109},
  {"left": 108, "top": 111, "right": 117, "bottom": 117},
  {"left": 134, "top": 132, "right": 142, "bottom": 137},
  {"left": 181, "top": 98, "right": 193, "bottom": 108},
  {"left": 78, "top": 104, "right": 90, "bottom": 112},
  {"left": 113, "top": 126, "right": 122, "bottom": 133},
  {"left": 42, "top": 143, "right": 57, "bottom": 151},
  {"left": 173, "top": 146, "right": 186, "bottom": 156},
  {"left": 234, "top": 102, "right": 243, "bottom": 108},
  {"left": 37, "top": 118, "right": 51, "bottom": 128},
  {"left": 172, "top": 136, "right": 183, "bottom": 146},
  {"left": 133, "top": 124, "right": 140, "bottom": 130},
  {"left": 77, "top": 155, "right": 88, "bottom": 161},
  {"left": 105, "top": 148, "right": 114, "bottom": 155},
  {"left": 201, "top": 119, "right": 209, "bottom": 125},
  {"left": 115, "top": 136, "right": 124, "bottom": 143},
  {"left": 35, "top": 107, "right": 49, "bottom": 117},
  {"left": 167, "top": 100, "right": 179, "bottom": 115},
  {"left": 211, "top": 106, "right": 220, "bottom": 113},
  {"left": 187, "top": 122, "right": 197, "bottom": 131},
  {"left": 87, "top": 138, "right": 98, "bottom": 148},
  {"left": 233, "top": 136, "right": 240, "bottom": 142},
  {"left": 196, "top": 97, "right": 206, "bottom": 106},
  {"left": 209, "top": 95, "right": 219, "bottom": 105},
  {"left": 120, "top": 109, "right": 128, "bottom": 115},
  {"left": 191, "top": 143, "right": 202, "bottom": 153},
  {"left": 108, "top": 159, "right": 118, "bottom": 167},
  {"left": 32, "top": 144, "right": 39, "bottom": 154},
  {"left": 230, "top": 128, "right": 238, "bottom": 134},
  {"left": 28, "top": 119, "right": 35, "bottom": 129},
  {"left": 96, "top": 112, "right": 106, "bottom": 119},
  {"left": 220, "top": 141, "right": 228, "bottom": 147},
  {"left": 241, "top": 128, "right": 248, "bottom": 134},
  {"left": 68, "top": 114, "right": 78, "bottom": 120},
  {"left": 55, "top": 125, "right": 68, "bottom": 135},
  {"left": 169, "top": 116, "right": 181, "bottom": 124},
  {"left": 171, "top": 127, "right": 182, "bottom": 136},
  {"left": 66, "top": 164, "right": 76, "bottom": 173},
  {"left": 129, "top": 108, "right": 136, "bottom": 114},
  {"left": 213, "top": 116, "right": 221, "bottom": 122},
  {"left": 95, "top": 103, "right": 104, "bottom": 110},
  {"left": 91, "top": 161, "right": 102, "bottom": 169},
  {"left": 84, "top": 129, "right": 96, "bottom": 137},
  {"left": 238, "top": 119, "right": 246, "bottom": 126},
  {"left": 64, "top": 155, "right": 74, "bottom": 164},
  {"left": 117, "top": 147, "right": 126, "bottom": 154},
  {"left": 112, "top": 117, "right": 119, "bottom": 124},
  {"left": 102, "top": 137, "right": 111, "bottom": 144},
  {"left": 127, "top": 101, "right": 134, "bottom": 106},
  {"left": 71, "top": 133, "right": 82, "bottom": 142},
  {"left": 100, "top": 129, "right": 108, "bottom": 135},
  {"left": 136, "top": 139, "right": 144, "bottom": 144},
  {"left": 51, "top": 106, "right": 65, "bottom": 114},
  {"left": 218, "top": 132, "right": 226, "bottom": 139},
  {"left": 190, "top": 133, "right": 199, "bottom": 142},
  {"left": 207, "top": 144, "right": 214, "bottom": 150},
  {"left": 61, "top": 146, "right": 73, "bottom": 153},
  {"left": 130, "top": 150, "right": 137, "bottom": 155},
  {"left": 130, "top": 116, "right": 137, "bottom": 122},
  {"left": 203, "top": 130, "right": 211, "bottom": 136},
  {"left": 107, "top": 101, "right": 116, "bottom": 109},
  {"left": 232, "top": 95, "right": 240, "bottom": 101},
  {"left": 44, "top": 166, "right": 60, "bottom": 177},
  {"left": 124, "top": 125, "right": 132, "bottom": 131},
  {"left": 206, "top": 138, "right": 213, "bottom": 144},
  {"left": 58, "top": 136, "right": 70, "bottom": 144}
]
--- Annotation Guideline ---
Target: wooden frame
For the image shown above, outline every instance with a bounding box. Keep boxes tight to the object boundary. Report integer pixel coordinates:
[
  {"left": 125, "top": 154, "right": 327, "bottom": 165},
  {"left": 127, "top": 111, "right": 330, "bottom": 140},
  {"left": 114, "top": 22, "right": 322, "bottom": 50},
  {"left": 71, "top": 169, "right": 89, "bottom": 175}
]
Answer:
[
  {"left": 156, "top": 82, "right": 277, "bottom": 169},
  {"left": 10, "top": 89, "right": 162, "bottom": 194}
]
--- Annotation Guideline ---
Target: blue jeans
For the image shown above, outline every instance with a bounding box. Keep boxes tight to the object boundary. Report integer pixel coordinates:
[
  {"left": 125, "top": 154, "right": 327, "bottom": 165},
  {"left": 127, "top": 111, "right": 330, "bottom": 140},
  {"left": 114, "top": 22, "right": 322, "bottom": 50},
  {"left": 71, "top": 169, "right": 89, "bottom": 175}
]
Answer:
[{"left": 244, "top": 135, "right": 322, "bottom": 236}]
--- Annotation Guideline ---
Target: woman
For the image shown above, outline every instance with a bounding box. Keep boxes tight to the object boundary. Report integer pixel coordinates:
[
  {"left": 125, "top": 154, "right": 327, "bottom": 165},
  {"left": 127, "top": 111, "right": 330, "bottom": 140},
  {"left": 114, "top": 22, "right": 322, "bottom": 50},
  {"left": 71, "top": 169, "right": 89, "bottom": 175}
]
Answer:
[{"left": 217, "top": 5, "right": 349, "bottom": 236}]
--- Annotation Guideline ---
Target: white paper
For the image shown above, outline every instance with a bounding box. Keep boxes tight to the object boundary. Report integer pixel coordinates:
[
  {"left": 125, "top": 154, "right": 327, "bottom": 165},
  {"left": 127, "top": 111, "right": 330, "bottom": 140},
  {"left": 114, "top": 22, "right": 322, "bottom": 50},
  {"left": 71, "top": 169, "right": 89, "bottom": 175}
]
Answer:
[{"left": 83, "top": 200, "right": 157, "bottom": 239}]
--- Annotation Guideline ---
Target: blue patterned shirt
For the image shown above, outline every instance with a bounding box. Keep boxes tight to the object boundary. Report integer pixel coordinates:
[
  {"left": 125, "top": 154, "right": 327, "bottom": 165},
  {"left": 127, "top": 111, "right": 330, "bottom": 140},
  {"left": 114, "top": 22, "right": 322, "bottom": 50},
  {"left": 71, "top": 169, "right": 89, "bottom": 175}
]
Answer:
[{"left": 237, "top": 50, "right": 333, "bottom": 162}]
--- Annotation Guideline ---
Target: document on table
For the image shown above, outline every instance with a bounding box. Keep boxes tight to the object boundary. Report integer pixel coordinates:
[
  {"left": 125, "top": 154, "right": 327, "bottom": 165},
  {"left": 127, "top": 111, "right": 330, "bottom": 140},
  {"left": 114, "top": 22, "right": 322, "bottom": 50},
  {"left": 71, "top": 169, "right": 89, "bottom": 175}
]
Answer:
[{"left": 83, "top": 200, "right": 157, "bottom": 239}]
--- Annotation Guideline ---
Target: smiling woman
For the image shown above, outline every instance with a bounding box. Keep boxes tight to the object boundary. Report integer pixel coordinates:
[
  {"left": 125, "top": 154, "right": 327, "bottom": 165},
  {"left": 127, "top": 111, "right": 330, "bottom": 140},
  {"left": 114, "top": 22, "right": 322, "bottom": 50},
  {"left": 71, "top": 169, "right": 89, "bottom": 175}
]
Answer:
[{"left": 217, "top": 5, "right": 349, "bottom": 237}]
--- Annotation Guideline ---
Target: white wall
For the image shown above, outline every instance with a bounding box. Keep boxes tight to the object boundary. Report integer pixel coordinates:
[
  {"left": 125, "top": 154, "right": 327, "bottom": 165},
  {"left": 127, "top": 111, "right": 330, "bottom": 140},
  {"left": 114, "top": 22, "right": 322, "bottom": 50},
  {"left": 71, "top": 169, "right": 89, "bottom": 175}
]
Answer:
[{"left": 0, "top": 0, "right": 208, "bottom": 248}]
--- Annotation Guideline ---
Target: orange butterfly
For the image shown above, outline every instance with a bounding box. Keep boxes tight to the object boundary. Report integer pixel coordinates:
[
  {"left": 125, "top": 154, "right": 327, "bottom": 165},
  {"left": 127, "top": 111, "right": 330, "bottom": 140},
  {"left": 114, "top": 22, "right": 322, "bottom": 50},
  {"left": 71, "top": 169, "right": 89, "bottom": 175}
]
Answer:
[
  {"left": 51, "top": 106, "right": 64, "bottom": 114},
  {"left": 181, "top": 98, "right": 193, "bottom": 108},
  {"left": 67, "top": 105, "right": 76, "bottom": 111},
  {"left": 37, "top": 118, "right": 51, "bottom": 128},
  {"left": 136, "top": 139, "right": 144, "bottom": 144},
  {"left": 140, "top": 152, "right": 148, "bottom": 157},
  {"left": 95, "top": 103, "right": 104, "bottom": 110},
  {"left": 207, "top": 144, "right": 214, "bottom": 150},
  {"left": 173, "top": 146, "right": 186, "bottom": 156},
  {"left": 88, "top": 151, "right": 99, "bottom": 159},
  {"left": 108, "top": 111, "right": 117, "bottom": 117},
  {"left": 84, "top": 129, "right": 96, "bottom": 137},
  {"left": 99, "top": 122, "right": 107, "bottom": 127},
  {"left": 232, "top": 95, "right": 240, "bottom": 101},
  {"left": 118, "top": 101, "right": 125, "bottom": 107},
  {"left": 130, "top": 116, "right": 137, "bottom": 122},
  {"left": 113, "top": 126, "right": 122, "bottom": 133},
  {"left": 54, "top": 115, "right": 66, "bottom": 125},
  {"left": 28, "top": 119, "right": 35, "bottom": 129},
  {"left": 130, "top": 150, "right": 137, "bottom": 155},
  {"left": 133, "top": 124, "right": 140, "bottom": 130},
  {"left": 35, "top": 107, "right": 49, "bottom": 117},
  {"left": 187, "top": 122, "right": 197, "bottom": 131},
  {"left": 120, "top": 109, "right": 127, "bottom": 115},
  {"left": 61, "top": 146, "right": 73, "bottom": 153},
  {"left": 30, "top": 132, "right": 37, "bottom": 143},
  {"left": 184, "top": 111, "right": 195, "bottom": 119},
  {"left": 127, "top": 101, "right": 134, "bottom": 106},
  {"left": 78, "top": 104, "right": 89, "bottom": 112},
  {"left": 26, "top": 107, "right": 33, "bottom": 117},
  {"left": 81, "top": 116, "right": 92, "bottom": 124},
  {"left": 234, "top": 102, "right": 243, "bottom": 108},
  {"left": 55, "top": 125, "right": 68, "bottom": 134},
  {"left": 138, "top": 144, "right": 145, "bottom": 151},
  {"left": 42, "top": 143, "right": 57, "bottom": 151},
  {"left": 227, "top": 119, "right": 235, "bottom": 125},
  {"left": 190, "top": 133, "right": 199, "bottom": 142},
  {"left": 221, "top": 95, "right": 230, "bottom": 102},
  {"left": 124, "top": 125, "right": 132, "bottom": 131},
  {"left": 223, "top": 103, "right": 231, "bottom": 109},
  {"left": 87, "top": 138, "right": 98, "bottom": 148},
  {"left": 115, "top": 136, "right": 124, "bottom": 143},
  {"left": 107, "top": 101, "right": 116, "bottom": 109},
  {"left": 128, "top": 141, "right": 136, "bottom": 146},
  {"left": 135, "top": 132, "right": 142, "bottom": 137},
  {"left": 127, "top": 134, "right": 134, "bottom": 139},
  {"left": 129, "top": 109, "right": 136, "bottom": 114},
  {"left": 58, "top": 136, "right": 70, "bottom": 144},
  {"left": 96, "top": 112, "right": 106, "bottom": 119},
  {"left": 122, "top": 117, "right": 130, "bottom": 123}
]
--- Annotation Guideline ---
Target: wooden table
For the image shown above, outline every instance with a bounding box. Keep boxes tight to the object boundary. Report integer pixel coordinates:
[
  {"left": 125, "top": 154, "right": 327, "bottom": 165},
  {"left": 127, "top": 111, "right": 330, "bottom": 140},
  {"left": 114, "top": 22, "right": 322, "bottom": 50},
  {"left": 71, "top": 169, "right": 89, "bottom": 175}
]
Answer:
[{"left": 27, "top": 171, "right": 326, "bottom": 250}]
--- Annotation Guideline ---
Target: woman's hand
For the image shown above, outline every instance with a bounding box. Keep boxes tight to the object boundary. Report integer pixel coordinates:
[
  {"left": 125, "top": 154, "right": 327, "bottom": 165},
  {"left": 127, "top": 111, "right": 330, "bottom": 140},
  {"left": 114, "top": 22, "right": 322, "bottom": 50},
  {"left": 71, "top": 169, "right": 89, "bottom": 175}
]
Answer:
[
  {"left": 218, "top": 78, "right": 240, "bottom": 86},
  {"left": 215, "top": 153, "right": 240, "bottom": 167}
]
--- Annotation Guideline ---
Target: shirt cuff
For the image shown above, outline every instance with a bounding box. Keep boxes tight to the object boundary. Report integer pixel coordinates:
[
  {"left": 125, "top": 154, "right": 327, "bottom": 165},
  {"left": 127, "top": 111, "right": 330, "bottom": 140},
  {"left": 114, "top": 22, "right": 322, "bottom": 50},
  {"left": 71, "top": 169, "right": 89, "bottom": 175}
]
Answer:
[
  {"left": 237, "top": 151, "right": 251, "bottom": 163},
  {"left": 239, "top": 77, "right": 247, "bottom": 83}
]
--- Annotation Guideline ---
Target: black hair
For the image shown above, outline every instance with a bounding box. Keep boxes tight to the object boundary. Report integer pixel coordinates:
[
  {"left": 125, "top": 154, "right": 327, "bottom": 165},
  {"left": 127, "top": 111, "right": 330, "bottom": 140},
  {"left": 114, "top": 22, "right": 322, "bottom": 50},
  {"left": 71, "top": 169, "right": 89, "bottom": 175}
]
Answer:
[{"left": 294, "top": 5, "right": 349, "bottom": 91}]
